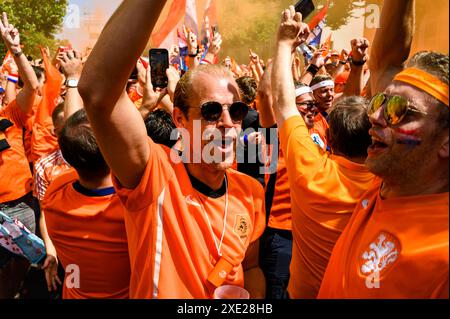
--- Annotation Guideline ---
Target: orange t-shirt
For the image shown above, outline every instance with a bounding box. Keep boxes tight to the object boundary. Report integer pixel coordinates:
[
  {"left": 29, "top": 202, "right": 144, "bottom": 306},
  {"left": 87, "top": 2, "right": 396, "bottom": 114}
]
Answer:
[
  {"left": 267, "top": 149, "right": 291, "bottom": 230},
  {"left": 318, "top": 181, "right": 449, "bottom": 299},
  {"left": 267, "top": 117, "right": 329, "bottom": 231},
  {"left": 113, "top": 138, "right": 266, "bottom": 299},
  {"left": 42, "top": 170, "right": 131, "bottom": 299},
  {"left": 279, "top": 115, "right": 375, "bottom": 299},
  {"left": 0, "top": 100, "right": 33, "bottom": 203}
]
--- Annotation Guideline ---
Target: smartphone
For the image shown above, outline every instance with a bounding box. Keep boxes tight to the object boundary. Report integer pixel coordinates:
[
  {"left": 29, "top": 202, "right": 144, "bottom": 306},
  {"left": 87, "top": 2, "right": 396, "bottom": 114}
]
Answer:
[
  {"left": 149, "top": 48, "right": 169, "bottom": 89},
  {"left": 294, "top": 0, "right": 315, "bottom": 20}
]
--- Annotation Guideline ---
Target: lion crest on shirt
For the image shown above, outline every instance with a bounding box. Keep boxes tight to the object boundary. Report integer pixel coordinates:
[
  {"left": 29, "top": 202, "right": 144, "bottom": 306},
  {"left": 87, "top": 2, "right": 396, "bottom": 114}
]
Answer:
[
  {"left": 359, "top": 232, "right": 400, "bottom": 284},
  {"left": 234, "top": 215, "right": 250, "bottom": 244}
]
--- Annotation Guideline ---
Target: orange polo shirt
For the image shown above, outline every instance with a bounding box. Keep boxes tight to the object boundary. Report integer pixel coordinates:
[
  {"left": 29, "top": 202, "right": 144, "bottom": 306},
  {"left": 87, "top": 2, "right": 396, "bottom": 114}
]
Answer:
[
  {"left": 279, "top": 115, "right": 375, "bottom": 299},
  {"left": 318, "top": 181, "right": 449, "bottom": 299},
  {"left": 43, "top": 170, "right": 130, "bottom": 299},
  {"left": 113, "top": 138, "right": 266, "bottom": 299},
  {"left": 0, "top": 100, "right": 33, "bottom": 203}
]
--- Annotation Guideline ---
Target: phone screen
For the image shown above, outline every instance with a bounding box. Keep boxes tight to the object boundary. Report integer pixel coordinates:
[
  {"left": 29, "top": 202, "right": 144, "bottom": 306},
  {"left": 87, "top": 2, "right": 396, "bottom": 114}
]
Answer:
[
  {"left": 294, "top": 0, "right": 315, "bottom": 20},
  {"left": 149, "top": 49, "right": 169, "bottom": 88}
]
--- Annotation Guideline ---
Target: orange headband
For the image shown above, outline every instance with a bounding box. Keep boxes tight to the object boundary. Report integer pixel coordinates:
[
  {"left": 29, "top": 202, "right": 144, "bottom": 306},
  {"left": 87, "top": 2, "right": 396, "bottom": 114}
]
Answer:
[{"left": 394, "top": 68, "right": 449, "bottom": 107}]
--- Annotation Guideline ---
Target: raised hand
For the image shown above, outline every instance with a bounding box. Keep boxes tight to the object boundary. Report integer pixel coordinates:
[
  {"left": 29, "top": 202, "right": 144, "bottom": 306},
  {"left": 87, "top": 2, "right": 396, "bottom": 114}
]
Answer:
[
  {"left": 350, "top": 38, "right": 370, "bottom": 63},
  {"left": 57, "top": 50, "right": 84, "bottom": 79},
  {"left": 310, "top": 49, "right": 327, "bottom": 69},
  {"left": 141, "top": 65, "right": 167, "bottom": 115},
  {"left": 169, "top": 44, "right": 180, "bottom": 61},
  {"left": 277, "top": 6, "right": 310, "bottom": 50},
  {"left": 186, "top": 28, "right": 198, "bottom": 56},
  {"left": 136, "top": 58, "right": 147, "bottom": 86},
  {"left": 166, "top": 66, "right": 180, "bottom": 102},
  {"left": 0, "top": 12, "right": 21, "bottom": 52},
  {"left": 340, "top": 49, "right": 350, "bottom": 63},
  {"left": 208, "top": 32, "right": 222, "bottom": 56},
  {"left": 249, "top": 49, "right": 260, "bottom": 65}
]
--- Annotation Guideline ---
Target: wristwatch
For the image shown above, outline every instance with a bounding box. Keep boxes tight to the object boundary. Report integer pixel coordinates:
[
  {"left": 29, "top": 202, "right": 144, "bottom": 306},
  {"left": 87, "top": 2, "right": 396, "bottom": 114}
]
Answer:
[
  {"left": 66, "top": 78, "right": 79, "bottom": 88},
  {"left": 12, "top": 49, "right": 23, "bottom": 58}
]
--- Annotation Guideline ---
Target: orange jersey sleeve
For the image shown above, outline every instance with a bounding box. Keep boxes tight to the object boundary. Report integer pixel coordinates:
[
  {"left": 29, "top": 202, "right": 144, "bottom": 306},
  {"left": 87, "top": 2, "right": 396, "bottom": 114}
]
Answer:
[
  {"left": 0, "top": 100, "right": 33, "bottom": 202},
  {"left": 112, "top": 138, "right": 265, "bottom": 299},
  {"left": 279, "top": 115, "right": 375, "bottom": 299},
  {"left": 319, "top": 182, "right": 449, "bottom": 299},
  {"left": 42, "top": 170, "right": 130, "bottom": 299}
]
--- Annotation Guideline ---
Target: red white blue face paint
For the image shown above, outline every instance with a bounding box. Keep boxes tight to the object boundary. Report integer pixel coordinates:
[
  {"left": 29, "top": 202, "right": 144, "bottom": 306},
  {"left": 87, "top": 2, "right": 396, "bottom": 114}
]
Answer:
[{"left": 396, "top": 129, "right": 422, "bottom": 147}]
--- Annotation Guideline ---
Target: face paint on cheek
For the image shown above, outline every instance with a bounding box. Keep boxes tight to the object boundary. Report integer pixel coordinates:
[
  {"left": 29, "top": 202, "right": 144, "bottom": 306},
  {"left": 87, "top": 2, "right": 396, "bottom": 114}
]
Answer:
[
  {"left": 395, "top": 128, "right": 422, "bottom": 147},
  {"left": 396, "top": 138, "right": 422, "bottom": 147},
  {"left": 397, "top": 128, "right": 418, "bottom": 136}
]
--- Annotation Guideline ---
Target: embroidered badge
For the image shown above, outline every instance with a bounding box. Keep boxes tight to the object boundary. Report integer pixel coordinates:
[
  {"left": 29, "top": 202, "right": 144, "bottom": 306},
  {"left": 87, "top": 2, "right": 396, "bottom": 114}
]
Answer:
[
  {"left": 360, "top": 232, "right": 400, "bottom": 288},
  {"left": 234, "top": 215, "right": 250, "bottom": 244}
]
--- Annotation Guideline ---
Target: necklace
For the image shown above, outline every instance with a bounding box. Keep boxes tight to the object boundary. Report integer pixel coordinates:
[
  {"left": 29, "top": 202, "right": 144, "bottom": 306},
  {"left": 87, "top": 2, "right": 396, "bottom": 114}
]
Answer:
[{"left": 201, "top": 175, "right": 229, "bottom": 257}]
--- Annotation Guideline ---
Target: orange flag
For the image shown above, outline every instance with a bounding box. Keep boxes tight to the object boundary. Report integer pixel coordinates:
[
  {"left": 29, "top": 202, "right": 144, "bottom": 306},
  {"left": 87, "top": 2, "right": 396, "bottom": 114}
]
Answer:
[
  {"left": 321, "top": 34, "right": 332, "bottom": 58},
  {"left": 1, "top": 51, "right": 14, "bottom": 75},
  {"left": 30, "top": 47, "right": 63, "bottom": 163}
]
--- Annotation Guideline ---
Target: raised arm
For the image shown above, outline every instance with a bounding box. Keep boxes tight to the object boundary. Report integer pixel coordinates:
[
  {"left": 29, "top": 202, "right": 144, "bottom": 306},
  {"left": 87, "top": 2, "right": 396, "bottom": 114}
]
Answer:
[
  {"left": 78, "top": 0, "right": 167, "bottom": 189},
  {"left": 4, "top": 58, "right": 18, "bottom": 105},
  {"left": 343, "top": 38, "right": 369, "bottom": 97},
  {"left": 271, "top": 6, "right": 310, "bottom": 129},
  {"left": 370, "top": 0, "right": 415, "bottom": 95},
  {"left": 299, "top": 49, "right": 326, "bottom": 86},
  {"left": 0, "top": 12, "right": 39, "bottom": 114},
  {"left": 256, "top": 63, "right": 276, "bottom": 128},
  {"left": 57, "top": 50, "right": 84, "bottom": 120},
  {"left": 203, "top": 31, "right": 222, "bottom": 65}
]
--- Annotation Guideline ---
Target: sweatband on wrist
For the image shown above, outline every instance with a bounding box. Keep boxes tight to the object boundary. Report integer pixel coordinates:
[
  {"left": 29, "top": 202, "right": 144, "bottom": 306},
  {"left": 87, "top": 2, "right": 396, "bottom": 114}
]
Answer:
[
  {"left": 7, "top": 75, "right": 18, "bottom": 83},
  {"left": 394, "top": 68, "right": 449, "bottom": 107},
  {"left": 306, "top": 64, "right": 320, "bottom": 76},
  {"left": 311, "top": 80, "right": 335, "bottom": 91},
  {"left": 295, "top": 86, "right": 313, "bottom": 97}
]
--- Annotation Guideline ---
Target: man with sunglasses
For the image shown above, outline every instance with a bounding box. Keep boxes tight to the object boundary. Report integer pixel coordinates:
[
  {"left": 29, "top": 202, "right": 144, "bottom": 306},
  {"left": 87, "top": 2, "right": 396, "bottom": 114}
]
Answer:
[
  {"left": 270, "top": 7, "right": 375, "bottom": 298},
  {"left": 318, "top": 1, "right": 449, "bottom": 298},
  {"left": 78, "top": 0, "right": 266, "bottom": 299}
]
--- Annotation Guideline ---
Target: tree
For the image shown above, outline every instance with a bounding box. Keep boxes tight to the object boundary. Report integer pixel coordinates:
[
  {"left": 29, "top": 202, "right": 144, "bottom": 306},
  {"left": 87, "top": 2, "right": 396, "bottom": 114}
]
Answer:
[
  {"left": 0, "top": 0, "right": 68, "bottom": 59},
  {"left": 219, "top": 0, "right": 365, "bottom": 63}
]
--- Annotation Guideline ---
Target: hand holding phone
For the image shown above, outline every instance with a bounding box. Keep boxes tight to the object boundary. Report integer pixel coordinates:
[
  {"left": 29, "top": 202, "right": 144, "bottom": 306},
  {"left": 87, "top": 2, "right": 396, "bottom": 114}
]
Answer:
[{"left": 149, "top": 48, "right": 169, "bottom": 89}]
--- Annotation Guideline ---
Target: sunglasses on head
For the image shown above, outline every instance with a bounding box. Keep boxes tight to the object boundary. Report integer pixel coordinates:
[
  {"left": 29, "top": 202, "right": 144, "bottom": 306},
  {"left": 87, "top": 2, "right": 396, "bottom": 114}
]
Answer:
[
  {"left": 296, "top": 101, "right": 318, "bottom": 115},
  {"left": 194, "top": 101, "right": 249, "bottom": 123},
  {"left": 368, "top": 93, "right": 428, "bottom": 126}
]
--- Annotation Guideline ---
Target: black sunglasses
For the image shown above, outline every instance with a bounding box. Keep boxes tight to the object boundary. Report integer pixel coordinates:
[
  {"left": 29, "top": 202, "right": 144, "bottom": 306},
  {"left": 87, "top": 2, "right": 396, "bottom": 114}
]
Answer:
[
  {"left": 296, "top": 101, "right": 319, "bottom": 114},
  {"left": 193, "top": 101, "right": 249, "bottom": 123}
]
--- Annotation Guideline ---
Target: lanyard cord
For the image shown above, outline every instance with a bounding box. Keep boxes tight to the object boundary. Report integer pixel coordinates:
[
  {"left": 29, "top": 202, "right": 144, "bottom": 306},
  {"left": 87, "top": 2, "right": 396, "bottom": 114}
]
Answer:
[{"left": 202, "top": 175, "right": 228, "bottom": 257}]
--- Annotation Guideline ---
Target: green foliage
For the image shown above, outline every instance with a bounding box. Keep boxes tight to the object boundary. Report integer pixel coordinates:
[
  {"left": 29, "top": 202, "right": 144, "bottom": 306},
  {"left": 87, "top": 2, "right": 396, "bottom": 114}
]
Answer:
[
  {"left": 0, "top": 0, "right": 68, "bottom": 59},
  {"left": 221, "top": 0, "right": 365, "bottom": 63}
]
